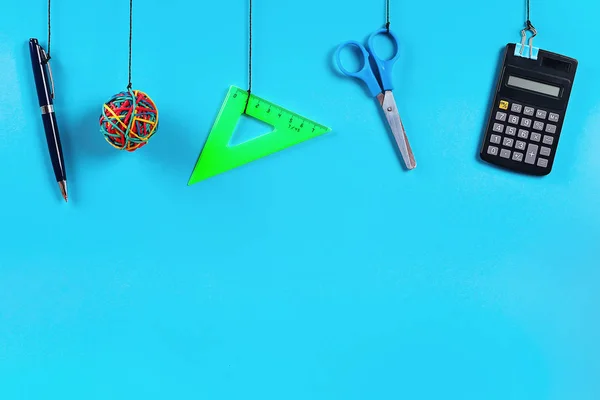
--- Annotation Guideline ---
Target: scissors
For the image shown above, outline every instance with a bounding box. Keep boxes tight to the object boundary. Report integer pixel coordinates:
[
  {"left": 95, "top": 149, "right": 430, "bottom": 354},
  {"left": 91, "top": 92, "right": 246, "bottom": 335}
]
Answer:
[{"left": 335, "top": 29, "right": 416, "bottom": 170}]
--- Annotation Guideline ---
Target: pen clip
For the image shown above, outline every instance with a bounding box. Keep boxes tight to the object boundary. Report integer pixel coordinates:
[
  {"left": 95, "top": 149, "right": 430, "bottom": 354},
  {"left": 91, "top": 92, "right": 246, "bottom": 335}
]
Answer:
[{"left": 40, "top": 47, "right": 55, "bottom": 99}]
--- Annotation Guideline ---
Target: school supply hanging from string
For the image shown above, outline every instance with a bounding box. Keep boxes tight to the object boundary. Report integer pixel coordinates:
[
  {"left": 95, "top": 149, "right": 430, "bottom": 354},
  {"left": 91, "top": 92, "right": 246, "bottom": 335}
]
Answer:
[
  {"left": 99, "top": 0, "right": 159, "bottom": 152},
  {"left": 28, "top": 0, "right": 69, "bottom": 202},
  {"left": 333, "top": 0, "right": 416, "bottom": 171},
  {"left": 479, "top": 0, "right": 578, "bottom": 175},
  {"left": 187, "top": 0, "right": 331, "bottom": 185}
]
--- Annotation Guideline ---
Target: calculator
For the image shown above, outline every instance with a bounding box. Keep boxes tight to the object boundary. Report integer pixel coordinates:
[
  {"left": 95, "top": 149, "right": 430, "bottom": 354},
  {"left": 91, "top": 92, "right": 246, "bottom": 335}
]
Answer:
[{"left": 480, "top": 43, "right": 578, "bottom": 175}]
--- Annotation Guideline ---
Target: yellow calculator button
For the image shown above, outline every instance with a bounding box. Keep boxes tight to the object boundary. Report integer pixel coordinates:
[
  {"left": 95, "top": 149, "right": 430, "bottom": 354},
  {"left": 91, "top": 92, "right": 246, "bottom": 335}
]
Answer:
[{"left": 499, "top": 100, "right": 509, "bottom": 110}]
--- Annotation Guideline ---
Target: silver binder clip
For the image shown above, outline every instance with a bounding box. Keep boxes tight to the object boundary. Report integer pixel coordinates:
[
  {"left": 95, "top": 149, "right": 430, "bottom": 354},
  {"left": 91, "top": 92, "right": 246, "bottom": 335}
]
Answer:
[{"left": 515, "top": 20, "right": 539, "bottom": 60}]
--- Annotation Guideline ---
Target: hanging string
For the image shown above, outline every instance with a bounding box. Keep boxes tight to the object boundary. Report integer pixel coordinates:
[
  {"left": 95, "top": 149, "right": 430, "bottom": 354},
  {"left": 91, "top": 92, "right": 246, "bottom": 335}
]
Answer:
[
  {"left": 525, "top": 0, "right": 535, "bottom": 30},
  {"left": 127, "top": 0, "right": 133, "bottom": 89},
  {"left": 385, "top": 0, "right": 390, "bottom": 31},
  {"left": 46, "top": 0, "right": 51, "bottom": 61},
  {"left": 244, "top": 0, "right": 253, "bottom": 114}
]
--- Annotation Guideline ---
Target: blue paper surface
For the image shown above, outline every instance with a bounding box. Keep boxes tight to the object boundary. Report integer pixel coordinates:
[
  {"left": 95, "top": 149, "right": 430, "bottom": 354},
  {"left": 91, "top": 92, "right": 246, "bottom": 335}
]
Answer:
[{"left": 0, "top": 0, "right": 599, "bottom": 399}]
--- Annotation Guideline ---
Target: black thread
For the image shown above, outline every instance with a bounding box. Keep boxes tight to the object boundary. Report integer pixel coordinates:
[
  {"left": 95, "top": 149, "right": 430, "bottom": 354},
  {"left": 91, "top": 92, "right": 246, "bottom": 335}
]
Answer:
[
  {"left": 525, "top": 0, "right": 535, "bottom": 31},
  {"left": 127, "top": 0, "right": 133, "bottom": 89},
  {"left": 46, "top": 0, "right": 51, "bottom": 61},
  {"left": 385, "top": 0, "right": 390, "bottom": 31},
  {"left": 244, "top": 0, "right": 252, "bottom": 114}
]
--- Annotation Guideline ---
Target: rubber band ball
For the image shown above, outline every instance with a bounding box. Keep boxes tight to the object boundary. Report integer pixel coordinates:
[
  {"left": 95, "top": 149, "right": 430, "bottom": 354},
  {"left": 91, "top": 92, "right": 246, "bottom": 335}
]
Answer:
[{"left": 99, "top": 89, "right": 159, "bottom": 151}]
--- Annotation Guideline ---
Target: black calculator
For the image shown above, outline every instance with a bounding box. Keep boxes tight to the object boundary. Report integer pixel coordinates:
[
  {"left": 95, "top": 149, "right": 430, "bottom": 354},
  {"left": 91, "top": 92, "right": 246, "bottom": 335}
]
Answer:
[{"left": 480, "top": 43, "right": 578, "bottom": 175}]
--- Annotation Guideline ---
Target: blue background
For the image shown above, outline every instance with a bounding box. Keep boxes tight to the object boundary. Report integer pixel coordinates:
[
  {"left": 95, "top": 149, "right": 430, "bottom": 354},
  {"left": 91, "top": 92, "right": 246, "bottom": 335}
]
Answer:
[{"left": 1, "top": 0, "right": 599, "bottom": 398}]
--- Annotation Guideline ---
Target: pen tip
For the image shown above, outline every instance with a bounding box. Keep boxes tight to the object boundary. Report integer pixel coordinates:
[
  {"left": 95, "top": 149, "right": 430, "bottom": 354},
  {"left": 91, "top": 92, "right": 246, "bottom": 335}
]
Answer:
[{"left": 58, "top": 180, "right": 68, "bottom": 203}]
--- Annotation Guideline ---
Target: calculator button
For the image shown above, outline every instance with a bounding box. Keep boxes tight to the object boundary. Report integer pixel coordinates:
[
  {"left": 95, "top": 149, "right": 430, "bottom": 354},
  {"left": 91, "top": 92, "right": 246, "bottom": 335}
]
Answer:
[
  {"left": 536, "top": 110, "right": 548, "bottom": 119},
  {"left": 545, "top": 124, "right": 557, "bottom": 134},
  {"left": 499, "top": 100, "right": 509, "bottom": 110},
  {"left": 540, "top": 146, "right": 551, "bottom": 157},
  {"left": 490, "top": 134, "right": 501, "bottom": 144},
  {"left": 500, "top": 149, "right": 511, "bottom": 159},
  {"left": 487, "top": 146, "right": 499, "bottom": 156},
  {"left": 524, "top": 106, "right": 535, "bottom": 116},
  {"left": 495, "top": 111, "right": 507, "bottom": 121},
  {"left": 520, "top": 118, "right": 532, "bottom": 128},
  {"left": 511, "top": 103, "right": 523, "bottom": 113},
  {"left": 530, "top": 132, "right": 542, "bottom": 142},
  {"left": 533, "top": 121, "right": 544, "bottom": 131},
  {"left": 505, "top": 126, "right": 517, "bottom": 136},
  {"left": 503, "top": 137, "right": 514, "bottom": 147},
  {"left": 543, "top": 135, "right": 554, "bottom": 145},
  {"left": 525, "top": 144, "right": 539, "bottom": 165},
  {"left": 502, "top": 138, "right": 515, "bottom": 147},
  {"left": 508, "top": 115, "right": 519, "bottom": 124},
  {"left": 512, "top": 152, "right": 524, "bottom": 162},
  {"left": 537, "top": 158, "right": 549, "bottom": 168},
  {"left": 515, "top": 140, "right": 526, "bottom": 150},
  {"left": 517, "top": 129, "right": 529, "bottom": 139},
  {"left": 493, "top": 123, "right": 504, "bottom": 132},
  {"left": 548, "top": 113, "right": 559, "bottom": 122}
]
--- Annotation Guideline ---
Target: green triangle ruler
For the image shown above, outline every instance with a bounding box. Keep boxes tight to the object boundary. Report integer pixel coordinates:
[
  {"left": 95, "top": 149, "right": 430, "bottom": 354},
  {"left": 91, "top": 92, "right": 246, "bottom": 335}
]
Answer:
[{"left": 188, "top": 86, "right": 331, "bottom": 185}]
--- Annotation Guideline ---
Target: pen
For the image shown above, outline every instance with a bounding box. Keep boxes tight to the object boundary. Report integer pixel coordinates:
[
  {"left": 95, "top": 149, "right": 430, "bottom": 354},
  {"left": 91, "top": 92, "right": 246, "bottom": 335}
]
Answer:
[{"left": 29, "top": 38, "right": 67, "bottom": 202}]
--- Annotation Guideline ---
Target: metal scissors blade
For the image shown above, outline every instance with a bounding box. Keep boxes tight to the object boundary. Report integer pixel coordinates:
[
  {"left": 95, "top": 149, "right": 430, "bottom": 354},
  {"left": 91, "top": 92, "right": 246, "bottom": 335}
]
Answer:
[{"left": 377, "top": 91, "right": 416, "bottom": 170}]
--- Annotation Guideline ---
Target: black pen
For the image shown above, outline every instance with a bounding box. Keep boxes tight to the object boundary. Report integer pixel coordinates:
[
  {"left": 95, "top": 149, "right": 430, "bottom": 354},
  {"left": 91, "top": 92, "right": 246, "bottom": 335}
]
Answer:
[{"left": 29, "top": 38, "right": 67, "bottom": 202}]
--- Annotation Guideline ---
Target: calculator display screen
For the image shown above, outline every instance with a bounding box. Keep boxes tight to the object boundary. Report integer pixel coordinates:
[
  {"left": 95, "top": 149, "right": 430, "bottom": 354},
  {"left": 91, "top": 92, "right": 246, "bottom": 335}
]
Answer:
[{"left": 507, "top": 75, "right": 561, "bottom": 97}]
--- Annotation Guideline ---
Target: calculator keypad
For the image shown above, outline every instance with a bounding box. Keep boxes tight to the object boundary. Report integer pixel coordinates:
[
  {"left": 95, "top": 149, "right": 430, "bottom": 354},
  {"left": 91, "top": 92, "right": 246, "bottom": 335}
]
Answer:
[{"left": 486, "top": 99, "right": 562, "bottom": 172}]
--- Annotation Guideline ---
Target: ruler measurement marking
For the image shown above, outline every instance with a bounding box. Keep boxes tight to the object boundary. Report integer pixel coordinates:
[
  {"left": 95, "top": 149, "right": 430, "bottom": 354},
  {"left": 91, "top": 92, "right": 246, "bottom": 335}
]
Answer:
[{"left": 232, "top": 87, "right": 328, "bottom": 135}]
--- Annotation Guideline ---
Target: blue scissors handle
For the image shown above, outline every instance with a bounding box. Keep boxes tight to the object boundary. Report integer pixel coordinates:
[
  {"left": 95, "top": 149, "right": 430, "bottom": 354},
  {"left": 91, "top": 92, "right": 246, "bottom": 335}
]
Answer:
[
  {"left": 367, "top": 28, "right": 401, "bottom": 92},
  {"left": 335, "top": 41, "right": 382, "bottom": 97},
  {"left": 335, "top": 29, "right": 401, "bottom": 97}
]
